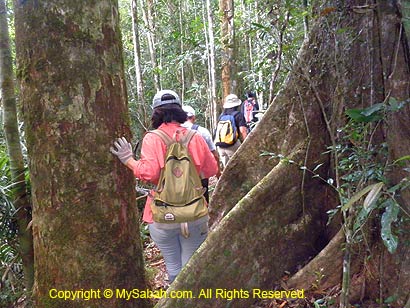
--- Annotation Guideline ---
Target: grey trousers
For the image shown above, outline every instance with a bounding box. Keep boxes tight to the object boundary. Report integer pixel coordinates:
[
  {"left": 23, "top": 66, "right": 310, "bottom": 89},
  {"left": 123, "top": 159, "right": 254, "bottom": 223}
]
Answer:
[{"left": 148, "top": 216, "right": 209, "bottom": 282}]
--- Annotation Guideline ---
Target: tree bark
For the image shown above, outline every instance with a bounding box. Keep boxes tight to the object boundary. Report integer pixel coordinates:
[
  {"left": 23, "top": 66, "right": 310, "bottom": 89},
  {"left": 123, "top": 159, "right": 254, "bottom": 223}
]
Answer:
[
  {"left": 220, "top": 0, "right": 236, "bottom": 98},
  {"left": 286, "top": 229, "right": 345, "bottom": 291},
  {"left": 0, "top": 0, "right": 34, "bottom": 291},
  {"left": 205, "top": 0, "right": 218, "bottom": 128},
  {"left": 268, "top": 11, "right": 289, "bottom": 105},
  {"left": 378, "top": 2, "right": 410, "bottom": 305},
  {"left": 13, "top": 0, "right": 149, "bottom": 307}
]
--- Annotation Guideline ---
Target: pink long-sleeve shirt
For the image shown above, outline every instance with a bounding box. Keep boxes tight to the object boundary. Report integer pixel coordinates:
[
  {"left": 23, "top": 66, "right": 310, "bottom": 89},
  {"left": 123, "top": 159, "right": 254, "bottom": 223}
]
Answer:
[{"left": 128, "top": 122, "right": 218, "bottom": 223}]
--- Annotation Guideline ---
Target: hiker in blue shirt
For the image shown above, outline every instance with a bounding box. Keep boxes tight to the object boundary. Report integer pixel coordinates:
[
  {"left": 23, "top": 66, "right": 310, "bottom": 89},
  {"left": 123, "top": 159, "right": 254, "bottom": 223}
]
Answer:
[{"left": 215, "top": 94, "right": 247, "bottom": 168}]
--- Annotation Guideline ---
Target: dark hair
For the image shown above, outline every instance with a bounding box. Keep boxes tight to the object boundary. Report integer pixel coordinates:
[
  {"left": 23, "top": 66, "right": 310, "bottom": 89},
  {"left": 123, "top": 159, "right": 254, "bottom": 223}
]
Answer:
[
  {"left": 223, "top": 106, "right": 241, "bottom": 114},
  {"left": 246, "top": 91, "right": 256, "bottom": 98},
  {"left": 151, "top": 104, "right": 187, "bottom": 129}
]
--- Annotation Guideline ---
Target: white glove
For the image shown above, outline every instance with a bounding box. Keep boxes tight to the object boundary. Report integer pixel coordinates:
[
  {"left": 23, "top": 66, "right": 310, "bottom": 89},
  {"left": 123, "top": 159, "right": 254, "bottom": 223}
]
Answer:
[{"left": 110, "top": 137, "right": 133, "bottom": 165}]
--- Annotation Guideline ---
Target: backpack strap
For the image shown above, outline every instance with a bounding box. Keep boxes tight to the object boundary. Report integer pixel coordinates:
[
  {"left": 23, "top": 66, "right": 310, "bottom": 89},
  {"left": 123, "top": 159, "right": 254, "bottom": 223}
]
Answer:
[
  {"left": 149, "top": 129, "right": 174, "bottom": 147},
  {"left": 150, "top": 128, "right": 196, "bottom": 148},
  {"left": 180, "top": 129, "right": 196, "bottom": 147}
]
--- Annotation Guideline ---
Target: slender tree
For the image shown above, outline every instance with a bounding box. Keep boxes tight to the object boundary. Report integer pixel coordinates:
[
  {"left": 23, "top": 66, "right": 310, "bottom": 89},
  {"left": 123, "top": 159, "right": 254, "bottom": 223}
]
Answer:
[
  {"left": 13, "top": 0, "right": 148, "bottom": 307},
  {"left": 178, "top": 0, "right": 186, "bottom": 100},
  {"left": 130, "top": 0, "right": 149, "bottom": 131},
  {"left": 139, "top": 0, "right": 160, "bottom": 91},
  {"left": 303, "top": 0, "right": 309, "bottom": 39},
  {"left": 219, "top": 0, "right": 236, "bottom": 98},
  {"left": 0, "top": 0, "right": 34, "bottom": 292},
  {"left": 205, "top": 0, "right": 218, "bottom": 127},
  {"left": 268, "top": 10, "right": 290, "bottom": 104}
]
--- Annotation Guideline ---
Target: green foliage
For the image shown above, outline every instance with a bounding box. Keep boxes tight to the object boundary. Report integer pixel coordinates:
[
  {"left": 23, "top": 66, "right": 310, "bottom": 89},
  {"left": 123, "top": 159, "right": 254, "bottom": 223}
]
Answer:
[
  {"left": 118, "top": 0, "right": 311, "bottom": 127},
  {"left": 380, "top": 199, "right": 400, "bottom": 253},
  {"left": 335, "top": 100, "right": 410, "bottom": 252},
  {"left": 313, "top": 297, "right": 336, "bottom": 308},
  {"left": 0, "top": 147, "right": 25, "bottom": 307},
  {"left": 261, "top": 97, "right": 410, "bottom": 254},
  {"left": 139, "top": 223, "right": 150, "bottom": 243},
  {"left": 236, "top": 0, "right": 308, "bottom": 99}
]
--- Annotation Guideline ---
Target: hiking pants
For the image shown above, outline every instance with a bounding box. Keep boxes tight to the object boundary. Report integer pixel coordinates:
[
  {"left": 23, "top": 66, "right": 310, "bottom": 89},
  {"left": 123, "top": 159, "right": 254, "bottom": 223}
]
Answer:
[
  {"left": 148, "top": 216, "right": 209, "bottom": 282},
  {"left": 217, "top": 140, "right": 241, "bottom": 168}
]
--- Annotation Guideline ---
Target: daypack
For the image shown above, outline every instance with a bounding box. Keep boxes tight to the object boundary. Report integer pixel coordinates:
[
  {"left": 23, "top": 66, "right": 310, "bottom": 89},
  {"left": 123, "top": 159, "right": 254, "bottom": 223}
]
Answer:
[
  {"left": 214, "top": 111, "right": 239, "bottom": 148},
  {"left": 243, "top": 98, "right": 257, "bottom": 123},
  {"left": 149, "top": 129, "right": 207, "bottom": 223}
]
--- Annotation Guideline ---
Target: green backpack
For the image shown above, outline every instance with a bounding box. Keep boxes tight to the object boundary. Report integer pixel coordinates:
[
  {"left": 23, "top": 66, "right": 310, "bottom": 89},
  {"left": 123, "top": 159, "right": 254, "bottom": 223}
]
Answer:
[{"left": 149, "top": 129, "right": 208, "bottom": 223}]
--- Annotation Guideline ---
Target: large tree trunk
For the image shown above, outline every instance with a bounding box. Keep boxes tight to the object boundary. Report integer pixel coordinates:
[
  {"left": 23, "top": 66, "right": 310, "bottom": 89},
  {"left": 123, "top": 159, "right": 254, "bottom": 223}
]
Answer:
[
  {"left": 159, "top": 1, "right": 410, "bottom": 307},
  {"left": 0, "top": 0, "right": 34, "bottom": 291},
  {"left": 13, "top": 1, "right": 149, "bottom": 307}
]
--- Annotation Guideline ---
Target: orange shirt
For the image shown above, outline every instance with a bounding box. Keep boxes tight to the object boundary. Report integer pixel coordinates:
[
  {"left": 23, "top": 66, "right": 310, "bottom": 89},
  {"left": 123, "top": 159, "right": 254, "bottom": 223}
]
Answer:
[{"left": 130, "top": 122, "right": 218, "bottom": 223}]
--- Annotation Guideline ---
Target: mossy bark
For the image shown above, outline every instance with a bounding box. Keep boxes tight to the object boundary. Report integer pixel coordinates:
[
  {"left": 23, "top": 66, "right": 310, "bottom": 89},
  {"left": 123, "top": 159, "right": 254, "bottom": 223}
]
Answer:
[
  {"left": 13, "top": 1, "right": 148, "bottom": 307},
  {"left": 161, "top": 1, "right": 410, "bottom": 307}
]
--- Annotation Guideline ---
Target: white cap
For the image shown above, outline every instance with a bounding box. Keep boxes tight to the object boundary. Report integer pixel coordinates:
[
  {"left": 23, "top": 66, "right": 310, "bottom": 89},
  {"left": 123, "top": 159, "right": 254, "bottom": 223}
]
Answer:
[
  {"left": 182, "top": 105, "right": 196, "bottom": 117},
  {"left": 223, "top": 94, "right": 242, "bottom": 108},
  {"left": 152, "top": 90, "right": 181, "bottom": 109}
]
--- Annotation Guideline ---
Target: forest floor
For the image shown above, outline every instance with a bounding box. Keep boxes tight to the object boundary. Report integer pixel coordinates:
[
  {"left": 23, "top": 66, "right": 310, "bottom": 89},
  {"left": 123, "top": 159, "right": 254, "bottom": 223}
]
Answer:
[{"left": 143, "top": 238, "right": 169, "bottom": 290}]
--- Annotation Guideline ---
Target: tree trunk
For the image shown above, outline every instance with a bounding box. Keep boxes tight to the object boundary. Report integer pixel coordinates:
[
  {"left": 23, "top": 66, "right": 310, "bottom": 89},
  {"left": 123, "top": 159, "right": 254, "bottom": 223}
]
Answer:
[
  {"left": 286, "top": 229, "right": 345, "bottom": 291},
  {"left": 220, "top": 0, "right": 236, "bottom": 98},
  {"left": 13, "top": 1, "right": 149, "bottom": 307},
  {"left": 160, "top": 0, "right": 410, "bottom": 307},
  {"left": 205, "top": 0, "right": 218, "bottom": 128},
  {"left": 178, "top": 0, "right": 186, "bottom": 100},
  {"left": 303, "top": 0, "right": 309, "bottom": 39},
  {"left": 139, "top": 0, "right": 160, "bottom": 91},
  {"left": 268, "top": 11, "right": 289, "bottom": 105},
  {"left": 130, "top": 0, "right": 149, "bottom": 131},
  {"left": 0, "top": 0, "right": 34, "bottom": 291}
]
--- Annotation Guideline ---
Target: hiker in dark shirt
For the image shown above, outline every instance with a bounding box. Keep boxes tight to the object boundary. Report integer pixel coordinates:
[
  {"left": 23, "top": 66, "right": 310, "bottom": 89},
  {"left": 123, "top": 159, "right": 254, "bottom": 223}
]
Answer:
[{"left": 215, "top": 94, "right": 247, "bottom": 168}]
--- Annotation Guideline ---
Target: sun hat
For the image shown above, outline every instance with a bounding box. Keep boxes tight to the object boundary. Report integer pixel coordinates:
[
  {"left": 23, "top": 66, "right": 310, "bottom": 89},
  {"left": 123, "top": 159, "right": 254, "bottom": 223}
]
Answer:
[
  {"left": 223, "top": 94, "right": 242, "bottom": 108},
  {"left": 182, "top": 105, "right": 196, "bottom": 117},
  {"left": 152, "top": 90, "right": 181, "bottom": 109}
]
